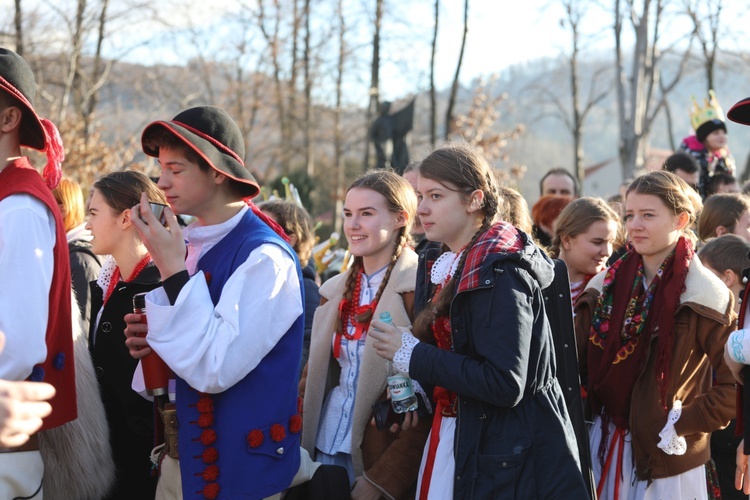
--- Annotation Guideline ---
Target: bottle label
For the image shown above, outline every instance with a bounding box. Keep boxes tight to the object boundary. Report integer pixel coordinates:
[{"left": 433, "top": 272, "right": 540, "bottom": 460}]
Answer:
[{"left": 387, "top": 374, "right": 419, "bottom": 413}]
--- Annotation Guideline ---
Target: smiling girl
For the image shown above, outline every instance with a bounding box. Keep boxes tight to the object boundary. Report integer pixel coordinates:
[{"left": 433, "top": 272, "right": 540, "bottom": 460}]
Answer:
[
  {"left": 369, "top": 142, "right": 587, "bottom": 498},
  {"left": 575, "top": 170, "right": 736, "bottom": 499},
  {"left": 87, "top": 170, "right": 167, "bottom": 500},
  {"left": 300, "top": 170, "right": 430, "bottom": 499},
  {"left": 550, "top": 197, "right": 621, "bottom": 304}
]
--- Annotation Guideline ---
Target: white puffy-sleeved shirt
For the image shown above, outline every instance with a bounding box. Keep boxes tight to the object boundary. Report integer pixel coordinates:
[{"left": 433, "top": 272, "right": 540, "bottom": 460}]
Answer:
[
  {"left": 0, "top": 193, "right": 55, "bottom": 380},
  {"left": 133, "top": 205, "right": 303, "bottom": 394}
]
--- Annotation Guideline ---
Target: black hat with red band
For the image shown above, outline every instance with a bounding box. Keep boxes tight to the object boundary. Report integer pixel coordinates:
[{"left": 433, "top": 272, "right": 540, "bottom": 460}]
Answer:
[
  {"left": 141, "top": 106, "right": 260, "bottom": 198},
  {"left": 728, "top": 97, "right": 750, "bottom": 127}
]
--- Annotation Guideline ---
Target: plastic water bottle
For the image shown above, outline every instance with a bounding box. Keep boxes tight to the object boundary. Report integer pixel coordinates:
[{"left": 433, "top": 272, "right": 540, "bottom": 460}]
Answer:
[{"left": 380, "top": 312, "right": 419, "bottom": 413}]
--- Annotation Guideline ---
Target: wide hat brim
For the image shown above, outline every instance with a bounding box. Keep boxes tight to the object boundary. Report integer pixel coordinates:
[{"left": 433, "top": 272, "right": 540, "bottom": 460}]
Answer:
[
  {"left": 728, "top": 97, "right": 750, "bottom": 126},
  {"left": 0, "top": 49, "right": 46, "bottom": 151},
  {"left": 141, "top": 107, "right": 259, "bottom": 198}
]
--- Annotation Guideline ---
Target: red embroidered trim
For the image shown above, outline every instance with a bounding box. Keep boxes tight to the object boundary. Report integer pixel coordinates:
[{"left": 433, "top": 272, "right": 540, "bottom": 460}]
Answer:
[
  {"left": 200, "top": 429, "right": 216, "bottom": 446},
  {"left": 202, "top": 447, "right": 218, "bottom": 463},
  {"left": 270, "top": 424, "right": 286, "bottom": 442},
  {"left": 200, "top": 483, "right": 220, "bottom": 499},
  {"left": 197, "top": 413, "right": 214, "bottom": 428},
  {"left": 0, "top": 75, "right": 36, "bottom": 117},
  {"left": 247, "top": 414, "right": 303, "bottom": 447},
  {"left": 247, "top": 429, "right": 264, "bottom": 448},
  {"left": 171, "top": 120, "right": 245, "bottom": 165},
  {"left": 201, "top": 465, "right": 219, "bottom": 482},
  {"left": 196, "top": 396, "right": 214, "bottom": 413},
  {"left": 289, "top": 415, "right": 302, "bottom": 434}
]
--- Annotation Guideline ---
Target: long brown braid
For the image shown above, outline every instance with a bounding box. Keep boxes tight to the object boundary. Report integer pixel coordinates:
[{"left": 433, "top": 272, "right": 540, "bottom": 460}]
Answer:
[
  {"left": 335, "top": 170, "right": 417, "bottom": 336},
  {"left": 412, "top": 142, "right": 501, "bottom": 342}
]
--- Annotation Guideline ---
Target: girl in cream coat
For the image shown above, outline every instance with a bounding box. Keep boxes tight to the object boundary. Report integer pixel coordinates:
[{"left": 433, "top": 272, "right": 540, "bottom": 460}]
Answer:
[{"left": 301, "top": 171, "right": 430, "bottom": 500}]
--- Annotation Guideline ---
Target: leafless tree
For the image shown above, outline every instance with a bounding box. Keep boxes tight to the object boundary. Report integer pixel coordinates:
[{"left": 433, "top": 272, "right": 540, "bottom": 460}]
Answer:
[
  {"left": 363, "top": 0, "right": 383, "bottom": 170},
  {"left": 445, "top": 0, "right": 468, "bottom": 140},
  {"left": 613, "top": 0, "right": 692, "bottom": 179},
  {"left": 557, "top": 0, "right": 611, "bottom": 186},
  {"left": 333, "top": 0, "right": 346, "bottom": 236},
  {"left": 684, "top": 0, "right": 723, "bottom": 92},
  {"left": 257, "top": 0, "right": 290, "bottom": 170},
  {"left": 303, "top": 0, "right": 313, "bottom": 175},
  {"left": 14, "top": 0, "right": 24, "bottom": 55},
  {"left": 50, "top": 0, "right": 112, "bottom": 140},
  {"left": 429, "top": 0, "right": 439, "bottom": 146}
]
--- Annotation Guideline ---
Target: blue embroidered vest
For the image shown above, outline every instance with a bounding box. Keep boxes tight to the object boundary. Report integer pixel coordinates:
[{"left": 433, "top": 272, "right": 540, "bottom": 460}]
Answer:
[{"left": 176, "top": 210, "right": 304, "bottom": 499}]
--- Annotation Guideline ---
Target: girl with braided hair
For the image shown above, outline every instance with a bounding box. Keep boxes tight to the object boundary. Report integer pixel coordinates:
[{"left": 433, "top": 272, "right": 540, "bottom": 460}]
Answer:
[
  {"left": 300, "top": 170, "right": 430, "bottom": 499},
  {"left": 574, "top": 170, "right": 736, "bottom": 499},
  {"left": 370, "top": 142, "right": 588, "bottom": 499}
]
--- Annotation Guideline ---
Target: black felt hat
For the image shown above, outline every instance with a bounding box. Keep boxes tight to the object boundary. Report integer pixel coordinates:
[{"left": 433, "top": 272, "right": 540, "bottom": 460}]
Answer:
[
  {"left": 141, "top": 106, "right": 259, "bottom": 198},
  {"left": 0, "top": 48, "right": 46, "bottom": 150},
  {"left": 728, "top": 97, "right": 750, "bottom": 126}
]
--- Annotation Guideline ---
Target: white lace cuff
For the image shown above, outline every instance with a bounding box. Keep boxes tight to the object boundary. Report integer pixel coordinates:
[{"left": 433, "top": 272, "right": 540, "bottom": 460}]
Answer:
[
  {"left": 657, "top": 400, "right": 687, "bottom": 456},
  {"left": 728, "top": 329, "right": 750, "bottom": 364},
  {"left": 393, "top": 331, "right": 419, "bottom": 374}
]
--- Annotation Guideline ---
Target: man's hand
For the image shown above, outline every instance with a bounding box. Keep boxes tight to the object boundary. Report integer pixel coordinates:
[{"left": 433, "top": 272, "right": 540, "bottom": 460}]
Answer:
[
  {"left": 736, "top": 439, "right": 750, "bottom": 494},
  {"left": 0, "top": 379, "right": 55, "bottom": 448},
  {"left": 123, "top": 312, "right": 152, "bottom": 359},
  {"left": 130, "top": 192, "right": 187, "bottom": 281},
  {"left": 351, "top": 476, "right": 383, "bottom": 500}
]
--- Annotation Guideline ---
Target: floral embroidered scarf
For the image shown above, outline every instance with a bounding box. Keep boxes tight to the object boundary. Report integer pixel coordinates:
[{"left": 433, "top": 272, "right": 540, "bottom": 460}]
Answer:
[{"left": 587, "top": 236, "right": 693, "bottom": 429}]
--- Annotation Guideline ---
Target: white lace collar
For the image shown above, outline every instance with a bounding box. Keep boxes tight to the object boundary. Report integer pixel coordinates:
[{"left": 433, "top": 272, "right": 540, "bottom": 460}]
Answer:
[
  {"left": 430, "top": 250, "right": 463, "bottom": 285},
  {"left": 96, "top": 255, "right": 118, "bottom": 292}
]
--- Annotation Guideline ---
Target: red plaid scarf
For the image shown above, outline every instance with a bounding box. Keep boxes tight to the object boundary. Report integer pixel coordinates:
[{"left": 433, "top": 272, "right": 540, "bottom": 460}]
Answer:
[{"left": 457, "top": 221, "right": 525, "bottom": 293}]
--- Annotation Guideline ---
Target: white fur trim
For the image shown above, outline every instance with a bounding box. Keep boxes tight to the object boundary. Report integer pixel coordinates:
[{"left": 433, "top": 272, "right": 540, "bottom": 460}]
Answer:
[
  {"left": 38, "top": 292, "right": 115, "bottom": 499},
  {"left": 584, "top": 256, "right": 731, "bottom": 317}
]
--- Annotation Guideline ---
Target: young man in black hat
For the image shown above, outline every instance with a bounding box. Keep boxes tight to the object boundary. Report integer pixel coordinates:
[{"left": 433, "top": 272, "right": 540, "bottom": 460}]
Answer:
[
  {"left": 0, "top": 48, "right": 77, "bottom": 497},
  {"left": 124, "top": 106, "right": 305, "bottom": 499}
]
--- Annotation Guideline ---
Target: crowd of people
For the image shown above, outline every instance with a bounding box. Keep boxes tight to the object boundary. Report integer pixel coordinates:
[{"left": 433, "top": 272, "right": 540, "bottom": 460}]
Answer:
[{"left": 5, "top": 45, "right": 750, "bottom": 500}]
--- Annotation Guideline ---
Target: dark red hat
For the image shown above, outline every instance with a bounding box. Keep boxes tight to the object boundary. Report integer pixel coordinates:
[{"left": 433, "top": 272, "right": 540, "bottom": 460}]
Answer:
[
  {"left": 728, "top": 97, "right": 750, "bottom": 126},
  {"left": 141, "top": 106, "right": 259, "bottom": 198},
  {"left": 0, "top": 48, "right": 47, "bottom": 150}
]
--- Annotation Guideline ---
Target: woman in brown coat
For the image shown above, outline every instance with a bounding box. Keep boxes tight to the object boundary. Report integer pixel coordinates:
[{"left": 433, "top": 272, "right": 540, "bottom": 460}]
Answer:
[{"left": 575, "top": 171, "right": 736, "bottom": 499}]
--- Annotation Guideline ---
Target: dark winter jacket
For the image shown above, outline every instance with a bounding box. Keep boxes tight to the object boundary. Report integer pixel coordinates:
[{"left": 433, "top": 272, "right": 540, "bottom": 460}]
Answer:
[
  {"left": 301, "top": 263, "right": 320, "bottom": 368},
  {"left": 542, "top": 259, "right": 596, "bottom": 500},
  {"left": 69, "top": 238, "right": 102, "bottom": 336},
  {"left": 89, "top": 263, "right": 161, "bottom": 500},
  {"left": 411, "top": 224, "right": 588, "bottom": 499}
]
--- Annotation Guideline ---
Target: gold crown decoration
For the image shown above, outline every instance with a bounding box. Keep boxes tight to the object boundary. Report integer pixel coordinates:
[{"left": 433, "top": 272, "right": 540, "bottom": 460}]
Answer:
[{"left": 690, "top": 90, "right": 725, "bottom": 131}]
